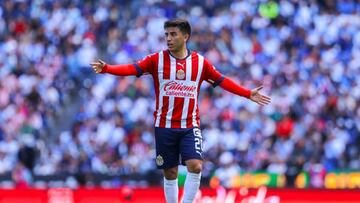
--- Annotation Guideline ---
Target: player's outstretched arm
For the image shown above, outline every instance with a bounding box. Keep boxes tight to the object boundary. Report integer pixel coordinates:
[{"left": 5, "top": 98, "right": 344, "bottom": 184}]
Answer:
[
  {"left": 219, "top": 77, "right": 271, "bottom": 106},
  {"left": 90, "top": 59, "right": 138, "bottom": 76}
]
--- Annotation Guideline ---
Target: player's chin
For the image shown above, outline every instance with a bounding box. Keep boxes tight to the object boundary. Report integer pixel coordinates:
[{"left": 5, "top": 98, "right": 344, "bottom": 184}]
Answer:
[
  {"left": 167, "top": 46, "right": 174, "bottom": 51},
  {"left": 167, "top": 44, "right": 177, "bottom": 50}
]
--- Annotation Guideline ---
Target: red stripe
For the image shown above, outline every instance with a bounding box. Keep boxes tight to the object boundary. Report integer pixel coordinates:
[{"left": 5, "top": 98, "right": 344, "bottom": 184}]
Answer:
[
  {"left": 152, "top": 53, "right": 160, "bottom": 120},
  {"left": 171, "top": 97, "right": 184, "bottom": 128},
  {"left": 175, "top": 59, "right": 186, "bottom": 81},
  {"left": 159, "top": 52, "right": 171, "bottom": 128},
  {"left": 191, "top": 52, "right": 199, "bottom": 81},
  {"left": 163, "top": 51, "right": 170, "bottom": 80},
  {"left": 170, "top": 57, "right": 188, "bottom": 128},
  {"left": 159, "top": 96, "right": 169, "bottom": 127},
  {"left": 195, "top": 53, "right": 203, "bottom": 127},
  {"left": 186, "top": 98, "right": 195, "bottom": 128},
  {"left": 195, "top": 53, "right": 205, "bottom": 127},
  {"left": 195, "top": 107, "right": 200, "bottom": 127}
]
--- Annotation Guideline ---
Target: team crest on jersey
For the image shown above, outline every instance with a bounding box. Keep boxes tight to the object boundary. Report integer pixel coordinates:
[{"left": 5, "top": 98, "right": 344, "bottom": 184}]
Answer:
[
  {"left": 156, "top": 155, "right": 164, "bottom": 166},
  {"left": 176, "top": 69, "right": 185, "bottom": 80}
]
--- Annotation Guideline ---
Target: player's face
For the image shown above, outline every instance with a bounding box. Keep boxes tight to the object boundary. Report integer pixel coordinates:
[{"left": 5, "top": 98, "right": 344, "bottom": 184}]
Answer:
[{"left": 165, "top": 27, "right": 188, "bottom": 52}]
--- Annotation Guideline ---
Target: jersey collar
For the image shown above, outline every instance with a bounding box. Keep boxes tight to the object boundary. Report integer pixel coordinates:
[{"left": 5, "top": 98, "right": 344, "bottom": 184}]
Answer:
[{"left": 167, "top": 49, "right": 192, "bottom": 60}]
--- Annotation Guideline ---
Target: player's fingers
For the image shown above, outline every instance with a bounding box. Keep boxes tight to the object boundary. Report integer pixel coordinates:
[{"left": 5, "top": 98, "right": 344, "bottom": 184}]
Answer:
[
  {"left": 262, "top": 95, "right": 271, "bottom": 100},
  {"left": 257, "top": 101, "right": 265, "bottom": 106},
  {"left": 261, "top": 100, "right": 270, "bottom": 105},
  {"left": 257, "top": 94, "right": 271, "bottom": 103},
  {"left": 262, "top": 96, "right": 271, "bottom": 103},
  {"left": 257, "top": 100, "right": 265, "bottom": 106},
  {"left": 261, "top": 94, "right": 271, "bottom": 101},
  {"left": 90, "top": 62, "right": 100, "bottom": 67},
  {"left": 260, "top": 97, "right": 271, "bottom": 105},
  {"left": 254, "top": 96, "right": 266, "bottom": 105},
  {"left": 255, "top": 86, "right": 263, "bottom": 92},
  {"left": 98, "top": 59, "right": 105, "bottom": 65},
  {"left": 91, "top": 65, "right": 101, "bottom": 73}
]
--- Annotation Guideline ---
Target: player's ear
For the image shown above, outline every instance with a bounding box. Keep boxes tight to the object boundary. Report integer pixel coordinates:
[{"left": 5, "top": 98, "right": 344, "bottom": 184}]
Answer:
[{"left": 184, "top": 33, "right": 189, "bottom": 42}]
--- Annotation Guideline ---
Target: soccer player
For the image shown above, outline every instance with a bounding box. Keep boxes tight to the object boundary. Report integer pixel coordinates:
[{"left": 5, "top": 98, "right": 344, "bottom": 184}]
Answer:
[{"left": 91, "top": 19, "right": 271, "bottom": 203}]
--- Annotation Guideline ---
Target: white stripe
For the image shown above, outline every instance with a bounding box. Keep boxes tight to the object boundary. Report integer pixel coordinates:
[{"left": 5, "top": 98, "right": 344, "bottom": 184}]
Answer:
[
  {"left": 165, "top": 56, "right": 177, "bottom": 128},
  {"left": 155, "top": 51, "right": 164, "bottom": 127},
  {"left": 181, "top": 54, "right": 193, "bottom": 128},
  {"left": 192, "top": 54, "right": 204, "bottom": 127}
]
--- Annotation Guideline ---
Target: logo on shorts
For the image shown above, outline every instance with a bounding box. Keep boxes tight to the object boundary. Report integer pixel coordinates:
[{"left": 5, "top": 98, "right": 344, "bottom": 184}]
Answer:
[{"left": 156, "top": 155, "right": 164, "bottom": 166}]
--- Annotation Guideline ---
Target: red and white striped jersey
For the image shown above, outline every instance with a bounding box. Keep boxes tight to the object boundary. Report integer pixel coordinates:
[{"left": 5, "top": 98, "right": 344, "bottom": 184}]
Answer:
[{"left": 135, "top": 50, "right": 224, "bottom": 129}]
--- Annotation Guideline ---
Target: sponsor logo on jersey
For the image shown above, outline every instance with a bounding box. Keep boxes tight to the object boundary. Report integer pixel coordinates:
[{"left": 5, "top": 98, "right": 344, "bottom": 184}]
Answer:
[{"left": 162, "top": 81, "right": 197, "bottom": 98}]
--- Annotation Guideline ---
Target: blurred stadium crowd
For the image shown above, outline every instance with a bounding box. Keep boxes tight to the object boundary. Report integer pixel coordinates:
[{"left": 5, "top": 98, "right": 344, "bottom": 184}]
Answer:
[{"left": 0, "top": 0, "right": 360, "bottom": 188}]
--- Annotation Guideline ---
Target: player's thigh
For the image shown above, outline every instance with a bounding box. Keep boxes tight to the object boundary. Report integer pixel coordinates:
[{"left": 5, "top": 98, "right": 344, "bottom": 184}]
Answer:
[
  {"left": 179, "top": 127, "right": 203, "bottom": 162},
  {"left": 154, "top": 127, "right": 180, "bottom": 169}
]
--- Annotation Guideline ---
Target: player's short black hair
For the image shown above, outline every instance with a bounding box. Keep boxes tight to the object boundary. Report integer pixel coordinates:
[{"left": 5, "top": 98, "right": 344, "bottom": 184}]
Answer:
[{"left": 164, "top": 19, "right": 191, "bottom": 38}]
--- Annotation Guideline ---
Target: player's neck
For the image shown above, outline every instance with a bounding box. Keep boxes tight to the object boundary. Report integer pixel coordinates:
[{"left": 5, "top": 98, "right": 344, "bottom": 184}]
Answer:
[{"left": 169, "top": 47, "right": 188, "bottom": 59}]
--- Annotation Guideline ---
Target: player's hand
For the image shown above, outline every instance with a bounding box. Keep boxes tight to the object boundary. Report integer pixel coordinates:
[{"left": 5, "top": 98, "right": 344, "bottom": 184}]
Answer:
[
  {"left": 250, "top": 86, "right": 271, "bottom": 106},
  {"left": 90, "top": 59, "right": 106, "bottom": 73}
]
